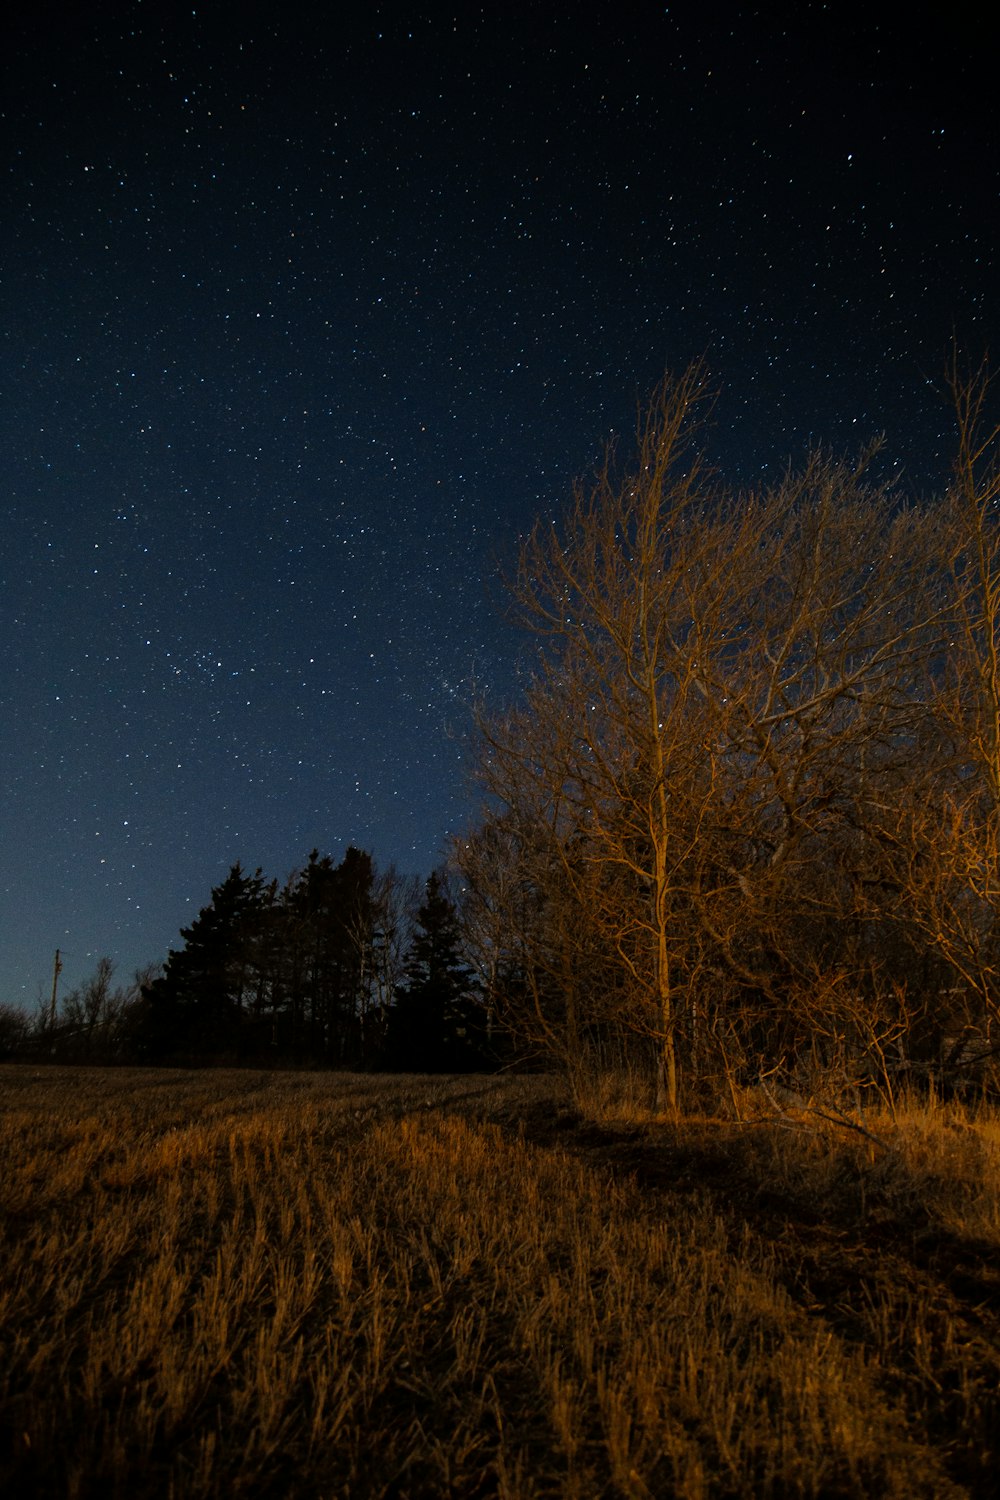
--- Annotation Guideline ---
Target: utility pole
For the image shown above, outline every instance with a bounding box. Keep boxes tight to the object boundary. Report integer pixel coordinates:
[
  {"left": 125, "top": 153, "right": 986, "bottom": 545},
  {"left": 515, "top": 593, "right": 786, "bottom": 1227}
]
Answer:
[{"left": 49, "top": 949, "right": 62, "bottom": 1031}]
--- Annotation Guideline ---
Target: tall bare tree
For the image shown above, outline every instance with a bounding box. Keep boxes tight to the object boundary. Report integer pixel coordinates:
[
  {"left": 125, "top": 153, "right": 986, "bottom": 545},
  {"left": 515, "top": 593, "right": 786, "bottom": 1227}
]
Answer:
[
  {"left": 474, "top": 366, "right": 765, "bottom": 1110},
  {"left": 472, "top": 365, "right": 947, "bottom": 1111}
]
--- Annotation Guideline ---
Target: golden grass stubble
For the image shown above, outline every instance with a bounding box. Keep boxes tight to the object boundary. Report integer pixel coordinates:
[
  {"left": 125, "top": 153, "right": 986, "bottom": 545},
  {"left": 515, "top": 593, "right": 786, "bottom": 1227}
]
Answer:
[
  {"left": 0, "top": 1067, "right": 985, "bottom": 1497},
  {"left": 719, "top": 1096, "right": 1000, "bottom": 1489}
]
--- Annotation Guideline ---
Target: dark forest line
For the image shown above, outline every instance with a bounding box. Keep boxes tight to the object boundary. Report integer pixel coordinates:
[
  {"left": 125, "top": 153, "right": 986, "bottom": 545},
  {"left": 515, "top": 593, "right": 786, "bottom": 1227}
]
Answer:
[{"left": 2, "top": 854, "right": 496, "bottom": 1074}]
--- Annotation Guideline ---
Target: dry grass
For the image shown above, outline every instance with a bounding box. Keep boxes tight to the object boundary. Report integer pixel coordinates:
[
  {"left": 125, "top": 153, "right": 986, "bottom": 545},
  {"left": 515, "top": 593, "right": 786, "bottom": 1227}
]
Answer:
[{"left": 1, "top": 1067, "right": 997, "bottom": 1497}]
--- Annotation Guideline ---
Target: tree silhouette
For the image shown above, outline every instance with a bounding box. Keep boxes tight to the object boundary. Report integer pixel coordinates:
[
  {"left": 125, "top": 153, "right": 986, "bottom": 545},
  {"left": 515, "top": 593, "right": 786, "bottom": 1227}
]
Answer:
[
  {"left": 390, "top": 871, "right": 485, "bottom": 1072},
  {"left": 142, "top": 864, "right": 268, "bottom": 1059}
]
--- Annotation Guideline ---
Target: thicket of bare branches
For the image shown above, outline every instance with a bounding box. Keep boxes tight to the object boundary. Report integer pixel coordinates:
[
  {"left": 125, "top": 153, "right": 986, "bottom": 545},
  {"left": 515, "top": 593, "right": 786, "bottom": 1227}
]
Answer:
[{"left": 458, "top": 360, "right": 1000, "bottom": 1113}]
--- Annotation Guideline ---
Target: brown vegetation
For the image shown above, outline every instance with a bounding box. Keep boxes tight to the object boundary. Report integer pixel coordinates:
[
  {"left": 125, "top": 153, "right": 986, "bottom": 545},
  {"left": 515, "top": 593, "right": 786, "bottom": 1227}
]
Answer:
[
  {"left": 1, "top": 1067, "right": 998, "bottom": 1496},
  {"left": 462, "top": 359, "right": 1000, "bottom": 1115}
]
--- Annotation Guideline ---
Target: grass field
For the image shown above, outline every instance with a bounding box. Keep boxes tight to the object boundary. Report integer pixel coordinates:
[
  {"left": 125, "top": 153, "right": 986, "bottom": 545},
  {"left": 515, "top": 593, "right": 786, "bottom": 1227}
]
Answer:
[{"left": 1, "top": 1066, "right": 998, "bottom": 1497}]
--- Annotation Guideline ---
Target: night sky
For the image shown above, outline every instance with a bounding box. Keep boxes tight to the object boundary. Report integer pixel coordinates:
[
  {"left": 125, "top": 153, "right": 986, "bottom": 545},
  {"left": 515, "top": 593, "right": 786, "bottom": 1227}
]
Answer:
[{"left": 3, "top": 2, "right": 998, "bottom": 1006}]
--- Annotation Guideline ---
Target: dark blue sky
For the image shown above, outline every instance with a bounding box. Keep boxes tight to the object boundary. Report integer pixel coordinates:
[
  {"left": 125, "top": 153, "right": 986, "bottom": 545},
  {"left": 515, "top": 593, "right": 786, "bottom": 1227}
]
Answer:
[{"left": 3, "top": 1, "right": 998, "bottom": 1005}]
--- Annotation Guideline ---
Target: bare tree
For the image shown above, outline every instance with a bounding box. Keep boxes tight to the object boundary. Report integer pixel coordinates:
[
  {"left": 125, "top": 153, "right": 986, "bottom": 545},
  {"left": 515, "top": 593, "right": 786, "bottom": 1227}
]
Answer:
[
  {"left": 693, "top": 449, "right": 944, "bottom": 1084},
  {"left": 53, "top": 958, "right": 160, "bottom": 1061},
  {"left": 455, "top": 808, "right": 625, "bottom": 1081},
  {"left": 474, "top": 366, "right": 774, "bottom": 1110},
  {"left": 865, "top": 357, "right": 1000, "bottom": 1084},
  {"left": 363, "top": 863, "right": 420, "bottom": 1061},
  {"left": 472, "top": 365, "right": 948, "bottom": 1112}
]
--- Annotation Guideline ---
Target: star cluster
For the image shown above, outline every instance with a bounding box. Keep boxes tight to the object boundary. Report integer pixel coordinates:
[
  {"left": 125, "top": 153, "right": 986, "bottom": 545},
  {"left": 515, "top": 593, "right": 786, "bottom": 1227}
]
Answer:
[{"left": 3, "top": 2, "right": 998, "bottom": 1002}]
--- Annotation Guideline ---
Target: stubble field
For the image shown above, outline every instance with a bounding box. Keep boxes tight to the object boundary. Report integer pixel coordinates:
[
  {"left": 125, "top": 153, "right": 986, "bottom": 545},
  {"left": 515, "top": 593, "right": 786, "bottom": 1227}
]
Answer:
[{"left": 1, "top": 1065, "right": 998, "bottom": 1497}]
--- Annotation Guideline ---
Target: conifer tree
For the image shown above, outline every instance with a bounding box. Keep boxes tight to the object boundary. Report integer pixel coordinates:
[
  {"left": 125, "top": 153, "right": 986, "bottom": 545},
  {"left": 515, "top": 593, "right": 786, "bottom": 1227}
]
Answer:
[
  {"left": 390, "top": 871, "right": 485, "bottom": 1072},
  {"left": 142, "top": 864, "right": 267, "bottom": 1058}
]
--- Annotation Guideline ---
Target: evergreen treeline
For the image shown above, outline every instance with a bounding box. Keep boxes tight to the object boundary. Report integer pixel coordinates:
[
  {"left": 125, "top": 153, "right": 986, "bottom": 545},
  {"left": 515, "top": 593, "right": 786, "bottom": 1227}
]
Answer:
[
  {"left": 141, "top": 853, "right": 488, "bottom": 1069},
  {"left": 9, "top": 853, "right": 491, "bottom": 1072}
]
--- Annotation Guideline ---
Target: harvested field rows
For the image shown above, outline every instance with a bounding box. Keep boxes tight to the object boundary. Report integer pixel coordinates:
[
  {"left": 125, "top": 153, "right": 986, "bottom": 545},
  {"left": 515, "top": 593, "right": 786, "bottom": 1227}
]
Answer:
[{"left": 1, "top": 1067, "right": 997, "bottom": 1496}]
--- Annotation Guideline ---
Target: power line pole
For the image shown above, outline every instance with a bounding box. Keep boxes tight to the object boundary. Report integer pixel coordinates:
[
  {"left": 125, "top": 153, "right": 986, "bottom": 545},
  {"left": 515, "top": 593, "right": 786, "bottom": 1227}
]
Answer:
[{"left": 49, "top": 949, "right": 62, "bottom": 1030}]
